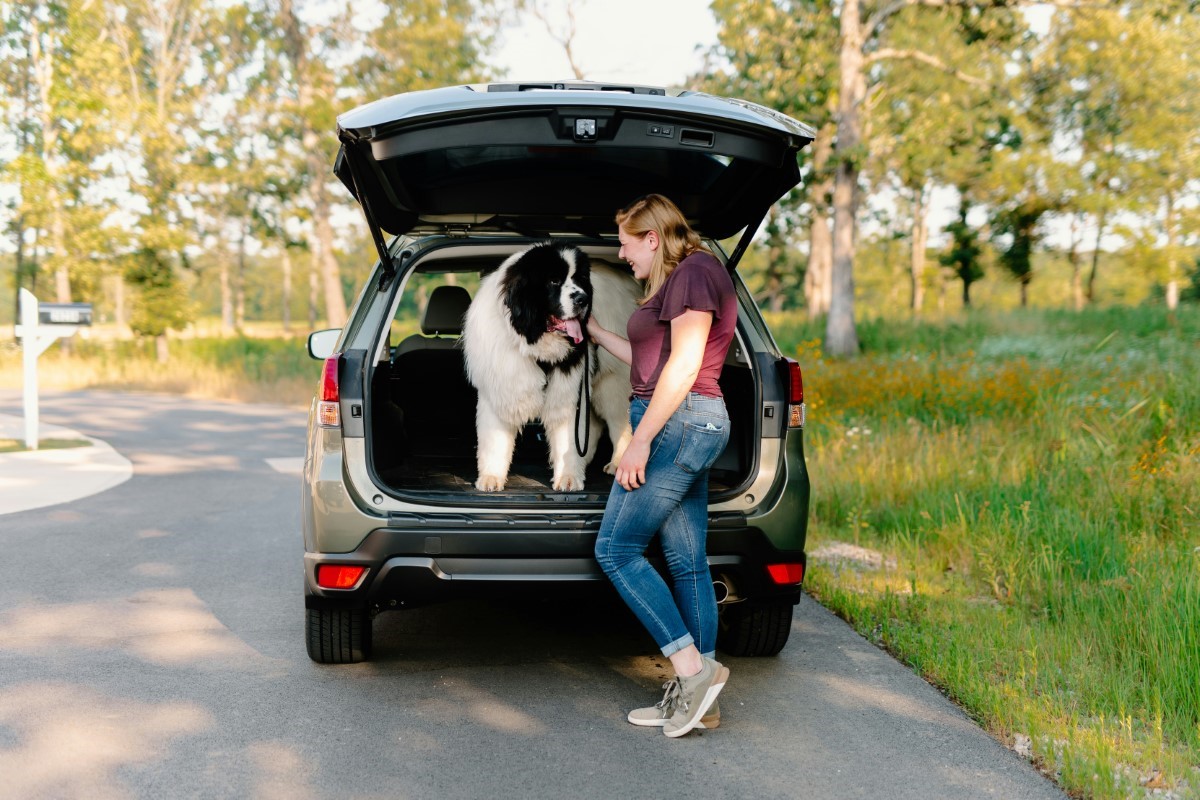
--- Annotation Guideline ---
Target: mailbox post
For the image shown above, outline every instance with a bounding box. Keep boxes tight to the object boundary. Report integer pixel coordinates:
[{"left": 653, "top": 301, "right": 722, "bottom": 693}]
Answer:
[{"left": 14, "top": 289, "right": 93, "bottom": 450}]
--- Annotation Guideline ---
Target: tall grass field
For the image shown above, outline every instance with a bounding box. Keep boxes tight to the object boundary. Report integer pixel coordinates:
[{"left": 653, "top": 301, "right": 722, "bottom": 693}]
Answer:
[
  {"left": 769, "top": 307, "right": 1199, "bottom": 800},
  {"left": 2, "top": 307, "right": 1197, "bottom": 798}
]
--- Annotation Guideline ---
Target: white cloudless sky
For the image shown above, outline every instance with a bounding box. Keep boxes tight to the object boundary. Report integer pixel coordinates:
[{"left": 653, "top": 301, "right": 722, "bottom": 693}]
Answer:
[{"left": 491, "top": 0, "right": 721, "bottom": 88}]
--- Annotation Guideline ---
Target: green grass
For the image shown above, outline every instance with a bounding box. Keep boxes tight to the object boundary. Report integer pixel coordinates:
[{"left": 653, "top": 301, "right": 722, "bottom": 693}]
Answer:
[
  {"left": 0, "top": 438, "right": 92, "bottom": 453},
  {"left": 777, "top": 306, "right": 1200, "bottom": 799}
]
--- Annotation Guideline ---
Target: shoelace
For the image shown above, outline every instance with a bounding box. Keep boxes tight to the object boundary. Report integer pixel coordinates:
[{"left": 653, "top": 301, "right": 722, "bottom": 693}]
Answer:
[{"left": 655, "top": 679, "right": 684, "bottom": 715}]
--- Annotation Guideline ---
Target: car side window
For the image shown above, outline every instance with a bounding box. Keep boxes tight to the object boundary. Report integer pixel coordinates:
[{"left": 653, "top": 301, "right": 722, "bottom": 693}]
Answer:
[{"left": 388, "top": 271, "right": 481, "bottom": 353}]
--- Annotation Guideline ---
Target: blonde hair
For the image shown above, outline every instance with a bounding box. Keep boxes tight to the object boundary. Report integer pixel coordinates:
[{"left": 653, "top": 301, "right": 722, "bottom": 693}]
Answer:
[{"left": 615, "top": 194, "right": 710, "bottom": 303}]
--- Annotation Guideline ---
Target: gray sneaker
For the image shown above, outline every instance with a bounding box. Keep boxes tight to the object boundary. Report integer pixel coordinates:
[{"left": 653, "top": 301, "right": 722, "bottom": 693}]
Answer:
[
  {"left": 627, "top": 679, "right": 720, "bottom": 729},
  {"left": 663, "top": 656, "right": 729, "bottom": 738}
]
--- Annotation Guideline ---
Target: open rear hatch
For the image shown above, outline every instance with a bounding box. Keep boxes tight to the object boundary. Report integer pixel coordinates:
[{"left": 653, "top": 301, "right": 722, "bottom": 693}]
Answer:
[{"left": 333, "top": 81, "right": 815, "bottom": 281}]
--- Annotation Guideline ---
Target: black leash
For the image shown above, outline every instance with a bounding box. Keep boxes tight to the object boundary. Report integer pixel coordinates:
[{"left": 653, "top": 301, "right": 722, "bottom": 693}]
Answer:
[{"left": 574, "top": 342, "right": 591, "bottom": 457}]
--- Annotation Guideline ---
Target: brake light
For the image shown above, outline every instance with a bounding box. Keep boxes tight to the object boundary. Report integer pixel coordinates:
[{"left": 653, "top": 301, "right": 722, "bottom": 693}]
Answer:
[
  {"left": 781, "top": 358, "right": 805, "bottom": 429},
  {"left": 783, "top": 358, "right": 803, "bottom": 403},
  {"left": 316, "top": 564, "right": 367, "bottom": 589},
  {"left": 318, "top": 356, "right": 340, "bottom": 428},
  {"left": 766, "top": 563, "right": 805, "bottom": 585}
]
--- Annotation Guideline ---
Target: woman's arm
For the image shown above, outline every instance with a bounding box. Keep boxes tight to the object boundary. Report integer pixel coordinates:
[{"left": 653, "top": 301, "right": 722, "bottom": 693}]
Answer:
[
  {"left": 614, "top": 308, "right": 712, "bottom": 491},
  {"left": 586, "top": 316, "right": 633, "bottom": 365}
]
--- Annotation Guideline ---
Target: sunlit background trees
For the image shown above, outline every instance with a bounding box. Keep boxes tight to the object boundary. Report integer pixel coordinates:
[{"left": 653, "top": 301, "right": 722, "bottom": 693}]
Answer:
[{"left": 1, "top": 0, "right": 1197, "bottom": 359}]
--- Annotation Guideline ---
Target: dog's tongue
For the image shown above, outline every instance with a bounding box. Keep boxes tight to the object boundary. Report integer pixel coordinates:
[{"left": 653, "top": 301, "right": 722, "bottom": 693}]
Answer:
[{"left": 551, "top": 317, "right": 584, "bottom": 344}]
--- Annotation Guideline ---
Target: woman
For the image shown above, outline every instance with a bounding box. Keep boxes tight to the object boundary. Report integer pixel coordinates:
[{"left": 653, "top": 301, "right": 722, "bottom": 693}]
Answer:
[{"left": 587, "top": 194, "right": 737, "bottom": 738}]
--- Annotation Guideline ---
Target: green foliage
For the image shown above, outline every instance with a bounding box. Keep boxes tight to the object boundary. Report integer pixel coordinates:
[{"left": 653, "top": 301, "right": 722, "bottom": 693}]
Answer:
[
  {"left": 1182, "top": 258, "right": 1200, "bottom": 303},
  {"left": 793, "top": 305, "right": 1200, "bottom": 799},
  {"left": 939, "top": 201, "right": 985, "bottom": 306},
  {"left": 124, "top": 249, "right": 191, "bottom": 337}
]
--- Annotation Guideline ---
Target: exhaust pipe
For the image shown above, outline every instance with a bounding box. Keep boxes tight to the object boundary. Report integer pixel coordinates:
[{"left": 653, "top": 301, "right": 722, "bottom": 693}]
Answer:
[
  {"left": 713, "top": 580, "right": 729, "bottom": 604},
  {"left": 714, "top": 574, "right": 742, "bottom": 605}
]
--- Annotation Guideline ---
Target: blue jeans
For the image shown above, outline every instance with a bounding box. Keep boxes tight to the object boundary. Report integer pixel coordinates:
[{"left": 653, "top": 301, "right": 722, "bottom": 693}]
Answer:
[{"left": 594, "top": 393, "right": 731, "bottom": 657}]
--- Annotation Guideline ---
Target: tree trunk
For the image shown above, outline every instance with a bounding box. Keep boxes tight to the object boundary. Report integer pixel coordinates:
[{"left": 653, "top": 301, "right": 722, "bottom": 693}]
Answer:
[
  {"left": 1020, "top": 278, "right": 1029, "bottom": 308},
  {"left": 314, "top": 200, "right": 346, "bottom": 325},
  {"left": 1067, "top": 215, "right": 1083, "bottom": 312},
  {"left": 768, "top": 273, "right": 785, "bottom": 313},
  {"left": 156, "top": 334, "right": 169, "bottom": 363},
  {"left": 236, "top": 217, "right": 247, "bottom": 331},
  {"left": 13, "top": 213, "right": 26, "bottom": 326},
  {"left": 309, "top": 239, "right": 320, "bottom": 329},
  {"left": 1085, "top": 208, "right": 1106, "bottom": 304},
  {"left": 826, "top": 0, "right": 864, "bottom": 357},
  {"left": 281, "top": 244, "right": 293, "bottom": 333},
  {"left": 806, "top": 124, "right": 834, "bottom": 318},
  {"left": 910, "top": 185, "right": 928, "bottom": 316},
  {"left": 53, "top": 211, "right": 70, "bottom": 304},
  {"left": 962, "top": 277, "right": 971, "bottom": 308},
  {"left": 114, "top": 275, "right": 128, "bottom": 333},
  {"left": 220, "top": 245, "right": 234, "bottom": 334},
  {"left": 765, "top": 205, "right": 785, "bottom": 312},
  {"left": 1165, "top": 196, "right": 1179, "bottom": 312}
]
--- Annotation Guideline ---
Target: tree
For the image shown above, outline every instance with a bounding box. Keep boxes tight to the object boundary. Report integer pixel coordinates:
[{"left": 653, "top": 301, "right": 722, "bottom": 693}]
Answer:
[
  {"left": 1, "top": 0, "right": 123, "bottom": 312},
  {"left": 823, "top": 0, "right": 1081, "bottom": 355},
  {"left": 274, "top": 0, "right": 491, "bottom": 329},
  {"left": 939, "top": 199, "right": 984, "bottom": 307},
  {"left": 869, "top": 7, "right": 1015, "bottom": 316},
  {"left": 993, "top": 197, "right": 1054, "bottom": 307},
  {"left": 521, "top": 0, "right": 586, "bottom": 79},
  {"left": 1037, "top": 2, "right": 1199, "bottom": 310},
  {"left": 275, "top": 0, "right": 352, "bottom": 327},
  {"left": 109, "top": 0, "right": 222, "bottom": 359},
  {"left": 1117, "top": 3, "right": 1200, "bottom": 311},
  {"left": 705, "top": 0, "right": 839, "bottom": 317}
]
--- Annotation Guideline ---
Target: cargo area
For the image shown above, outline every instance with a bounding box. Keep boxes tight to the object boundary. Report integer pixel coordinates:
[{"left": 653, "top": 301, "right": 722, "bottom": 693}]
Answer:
[{"left": 364, "top": 251, "right": 757, "bottom": 501}]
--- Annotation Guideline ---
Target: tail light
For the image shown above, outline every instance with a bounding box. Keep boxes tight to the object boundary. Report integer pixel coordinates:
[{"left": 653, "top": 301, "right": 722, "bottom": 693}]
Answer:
[
  {"left": 767, "top": 562, "right": 805, "bottom": 585},
  {"left": 317, "top": 355, "right": 341, "bottom": 428},
  {"left": 316, "top": 564, "right": 367, "bottom": 589},
  {"left": 781, "top": 357, "right": 805, "bottom": 429}
]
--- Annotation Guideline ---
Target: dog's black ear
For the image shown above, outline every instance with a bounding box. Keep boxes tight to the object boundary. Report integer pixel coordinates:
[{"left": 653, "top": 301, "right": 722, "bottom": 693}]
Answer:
[{"left": 505, "top": 265, "right": 546, "bottom": 344}]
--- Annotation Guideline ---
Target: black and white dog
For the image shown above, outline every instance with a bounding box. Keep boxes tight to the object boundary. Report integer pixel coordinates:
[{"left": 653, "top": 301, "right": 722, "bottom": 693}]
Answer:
[{"left": 462, "top": 242, "right": 641, "bottom": 491}]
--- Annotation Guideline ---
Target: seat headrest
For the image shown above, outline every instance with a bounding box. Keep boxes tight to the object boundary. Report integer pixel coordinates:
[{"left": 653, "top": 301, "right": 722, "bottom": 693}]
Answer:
[{"left": 421, "top": 284, "right": 471, "bottom": 336}]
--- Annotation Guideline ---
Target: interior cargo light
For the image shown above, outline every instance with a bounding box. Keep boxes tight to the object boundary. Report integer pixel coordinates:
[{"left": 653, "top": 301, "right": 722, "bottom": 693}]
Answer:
[
  {"left": 766, "top": 563, "right": 805, "bottom": 585},
  {"left": 316, "top": 564, "right": 367, "bottom": 589},
  {"left": 317, "top": 356, "right": 340, "bottom": 428}
]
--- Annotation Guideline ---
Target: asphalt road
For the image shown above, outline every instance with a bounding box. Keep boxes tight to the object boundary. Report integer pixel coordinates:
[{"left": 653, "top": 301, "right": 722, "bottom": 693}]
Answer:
[{"left": 0, "top": 390, "right": 1065, "bottom": 800}]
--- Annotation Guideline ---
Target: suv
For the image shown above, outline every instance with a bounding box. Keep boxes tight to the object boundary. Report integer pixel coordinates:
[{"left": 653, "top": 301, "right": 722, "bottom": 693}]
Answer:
[{"left": 302, "top": 81, "right": 813, "bottom": 664}]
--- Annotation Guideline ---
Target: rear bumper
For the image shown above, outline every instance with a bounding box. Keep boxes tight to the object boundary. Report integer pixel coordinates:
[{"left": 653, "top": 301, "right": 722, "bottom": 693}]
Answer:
[{"left": 304, "top": 521, "right": 805, "bottom": 611}]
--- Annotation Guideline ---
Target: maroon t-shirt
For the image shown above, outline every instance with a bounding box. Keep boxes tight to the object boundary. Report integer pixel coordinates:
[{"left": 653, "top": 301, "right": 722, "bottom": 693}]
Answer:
[{"left": 628, "top": 251, "right": 737, "bottom": 399}]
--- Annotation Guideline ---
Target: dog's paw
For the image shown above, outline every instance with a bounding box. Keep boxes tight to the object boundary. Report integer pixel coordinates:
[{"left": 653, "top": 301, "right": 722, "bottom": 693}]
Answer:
[
  {"left": 475, "top": 474, "right": 507, "bottom": 492},
  {"left": 602, "top": 460, "right": 618, "bottom": 475},
  {"left": 552, "top": 473, "right": 585, "bottom": 492}
]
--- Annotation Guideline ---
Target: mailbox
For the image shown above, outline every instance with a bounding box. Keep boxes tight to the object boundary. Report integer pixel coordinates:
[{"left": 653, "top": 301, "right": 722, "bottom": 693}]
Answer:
[
  {"left": 16, "top": 290, "right": 94, "bottom": 450},
  {"left": 38, "top": 302, "right": 93, "bottom": 326}
]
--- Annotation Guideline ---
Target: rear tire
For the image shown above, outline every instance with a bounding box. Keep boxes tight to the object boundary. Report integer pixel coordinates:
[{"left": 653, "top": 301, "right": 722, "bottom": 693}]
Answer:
[
  {"left": 718, "top": 600, "right": 793, "bottom": 657},
  {"left": 306, "top": 607, "right": 373, "bottom": 663}
]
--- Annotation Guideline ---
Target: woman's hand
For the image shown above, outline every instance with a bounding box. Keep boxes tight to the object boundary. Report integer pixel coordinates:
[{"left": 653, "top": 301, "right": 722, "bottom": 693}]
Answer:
[
  {"left": 586, "top": 316, "right": 633, "bottom": 365},
  {"left": 585, "top": 316, "right": 605, "bottom": 342},
  {"left": 615, "top": 437, "right": 650, "bottom": 491}
]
